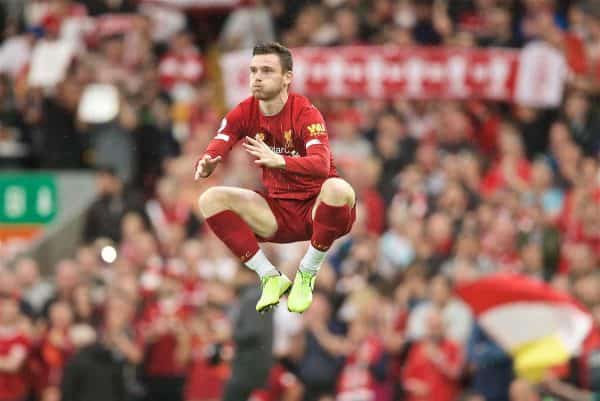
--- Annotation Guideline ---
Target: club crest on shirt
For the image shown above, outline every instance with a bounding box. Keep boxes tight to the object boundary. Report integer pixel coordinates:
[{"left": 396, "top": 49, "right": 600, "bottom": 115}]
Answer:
[
  {"left": 283, "top": 130, "right": 293, "bottom": 148},
  {"left": 255, "top": 132, "right": 265, "bottom": 141},
  {"left": 307, "top": 123, "right": 326, "bottom": 136}
]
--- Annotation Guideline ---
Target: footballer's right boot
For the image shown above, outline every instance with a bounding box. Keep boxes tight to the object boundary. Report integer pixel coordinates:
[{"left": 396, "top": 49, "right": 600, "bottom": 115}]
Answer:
[{"left": 256, "top": 273, "right": 292, "bottom": 313}]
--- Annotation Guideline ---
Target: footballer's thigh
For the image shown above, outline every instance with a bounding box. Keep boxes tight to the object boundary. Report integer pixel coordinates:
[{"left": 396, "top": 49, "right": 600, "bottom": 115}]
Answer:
[{"left": 198, "top": 186, "right": 278, "bottom": 239}]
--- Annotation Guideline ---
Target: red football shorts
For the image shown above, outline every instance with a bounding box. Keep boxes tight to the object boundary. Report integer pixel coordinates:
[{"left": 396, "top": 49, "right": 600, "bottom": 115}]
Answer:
[{"left": 254, "top": 191, "right": 356, "bottom": 243}]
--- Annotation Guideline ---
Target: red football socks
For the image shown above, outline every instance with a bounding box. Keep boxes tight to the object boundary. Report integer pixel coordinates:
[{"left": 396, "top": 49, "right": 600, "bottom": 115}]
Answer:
[
  {"left": 205, "top": 210, "right": 259, "bottom": 262},
  {"left": 311, "top": 202, "right": 352, "bottom": 251}
]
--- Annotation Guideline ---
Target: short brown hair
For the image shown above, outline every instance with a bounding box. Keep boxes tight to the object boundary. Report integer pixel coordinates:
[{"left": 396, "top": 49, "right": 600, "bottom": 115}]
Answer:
[{"left": 252, "top": 42, "right": 293, "bottom": 72}]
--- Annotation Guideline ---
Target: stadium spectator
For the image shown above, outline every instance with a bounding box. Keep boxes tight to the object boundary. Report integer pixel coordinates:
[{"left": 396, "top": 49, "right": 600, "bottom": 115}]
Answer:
[
  {"left": 0, "top": 292, "right": 31, "bottom": 401},
  {"left": 83, "top": 166, "right": 147, "bottom": 243},
  {"left": 41, "top": 259, "right": 80, "bottom": 319},
  {"left": 139, "top": 275, "right": 190, "bottom": 401},
  {"left": 182, "top": 304, "right": 231, "bottom": 401},
  {"left": 102, "top": 291, "right": 144, "bottom": 401},
  {"left": 406, "top": 274, "right": 472, "bottom": 344},
  {"left": 38, "top": 301, "right": 74, "bottom": 400},
  {"left": 222, "top": 266, "right": 273, "bottom": 401},
  {"left": 14, "top": 258, "right": 53, "bottom": 317},
  {"left": 219, "top": 0, "right": 275, "bottom": 51},
  {"left": 159, "top": 30, "right": 204, "bottom": 97},
  {"left": 402, "top": 307, "right": 463, "bottom": 401},
  {"left": 60, "top": 324, "right": 125, "bottom": 401},
  {"left": 294, "top": 292, "right": 343, "bottom": 401},
  {"left": 466, "top": 322, "right": 514, "bottom": 401}
]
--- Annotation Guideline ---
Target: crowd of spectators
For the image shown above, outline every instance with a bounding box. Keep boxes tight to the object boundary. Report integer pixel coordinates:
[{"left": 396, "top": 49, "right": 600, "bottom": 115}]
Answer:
[{"left": 2, "top": 0, "right": 600, "bottom": 401}]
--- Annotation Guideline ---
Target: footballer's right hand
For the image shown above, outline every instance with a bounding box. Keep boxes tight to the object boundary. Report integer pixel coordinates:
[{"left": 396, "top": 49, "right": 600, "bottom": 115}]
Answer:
[{"left": 194, "top": 155, "right": 222, "bottom": 180}]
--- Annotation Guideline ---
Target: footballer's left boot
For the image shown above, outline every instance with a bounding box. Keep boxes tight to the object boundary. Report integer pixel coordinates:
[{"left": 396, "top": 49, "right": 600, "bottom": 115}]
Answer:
[
  {"left": 287, "top": 270, "right": 316, "bottom": 313},
  {"left": 256, "top": 273, "right": 292, "bottom": 313}
]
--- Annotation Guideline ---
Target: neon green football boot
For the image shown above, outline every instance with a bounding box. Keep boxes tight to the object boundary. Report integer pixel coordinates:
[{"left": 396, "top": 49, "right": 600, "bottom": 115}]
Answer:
[
  {"left": 287, "top": 270, "right": 317, "bottom": 313},
  {"left": 256, "top": 273, "right": 292, "bottom": 312}
]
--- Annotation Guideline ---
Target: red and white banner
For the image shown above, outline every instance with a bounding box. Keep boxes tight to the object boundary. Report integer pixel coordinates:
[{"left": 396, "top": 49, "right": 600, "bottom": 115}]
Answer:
[
  {"left": 221, "top": 42, "right": 567, "bottom": 108},
  {"left": 456, "top": 274, "right": 591, "bottom": 381}
]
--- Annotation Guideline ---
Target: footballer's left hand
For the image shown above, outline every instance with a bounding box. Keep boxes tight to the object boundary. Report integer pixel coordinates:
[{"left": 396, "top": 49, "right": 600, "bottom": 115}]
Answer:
[{"left": 242, "top": 136, "right": 286, "bottom": 169}]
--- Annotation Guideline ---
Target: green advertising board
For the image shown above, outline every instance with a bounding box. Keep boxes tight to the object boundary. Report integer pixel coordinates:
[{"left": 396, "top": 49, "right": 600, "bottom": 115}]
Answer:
[{"left": 0, "top": 174, "right": 58, "bottom": 224}]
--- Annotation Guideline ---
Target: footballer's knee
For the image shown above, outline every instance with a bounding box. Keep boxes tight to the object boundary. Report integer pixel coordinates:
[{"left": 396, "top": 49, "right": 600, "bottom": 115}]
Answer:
[
  {"left": 198, "top": 187, "right": 230, "bottom": 217},
  {"left": 319, "top": 178, "right": 355, "bottom": 207}
]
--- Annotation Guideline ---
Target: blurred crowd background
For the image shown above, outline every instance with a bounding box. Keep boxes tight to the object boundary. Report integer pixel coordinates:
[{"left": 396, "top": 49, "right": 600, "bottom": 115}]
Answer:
[{"left": 1, "top": 0, "right": 600, "bottom": 401}]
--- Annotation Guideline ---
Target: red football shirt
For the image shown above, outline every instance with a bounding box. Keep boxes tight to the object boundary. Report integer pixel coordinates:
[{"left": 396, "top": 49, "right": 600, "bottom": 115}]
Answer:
[
  {"left": 0, "top": 328, "right": 31, "bottom": 401},
  {"left": 249, "top": 364, "right": 300, "bottom": 401},
  {"left": 184, "top": 337, "right": 229, "bottom": 400},
  {"left": 140, "top": 301, "right": 192, "bottom": 377},
  {"left": 401, "top": 340, "right": 462, "bottom": 401},
  {"left": 203, "top": 93, "right": 338, "bottom": 200},
  {"left": 336, "top": 335, "right": 385, "bottom": 400}
]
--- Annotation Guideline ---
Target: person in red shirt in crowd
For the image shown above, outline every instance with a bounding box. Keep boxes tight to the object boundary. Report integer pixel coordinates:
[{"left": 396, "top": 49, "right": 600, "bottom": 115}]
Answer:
[
  {"left": 140, "top": 274, "right": 192, "bottom": 401},
  {"left": 0, "top": 293, "right": 31, "bottom": 401},
  {"left": 553, "top": 152, "right": 600, "bottom": 273},
  {"left": 146, "top": 176, "right": 199, "bottom": 243},
  {"left": 402, "top": 307, "right": 463, "bottom": 401},
  {"left": 118, "top": 212, "right": 150, "bottom": 267},
  {"left": 336, "top": 317, "right": 387, "bottom": 401},
  {"left": 572, "top": 274, "right": 600, "bottom": 391},
  {"left": 390, "top": 164, "right": 430, "bottom": 220},
  {"left": 148, "top": 177, "right": 192, "bottom": 229},
  {"left": 38, "top": 301, "right": 74, "bottom": 401},
  {"left": 532, "top": 11, "right": 589, "bottom": 77},
  {"left": 343, "top": 157, "right": 385, "bottom": 236},
  {"left": 177, "top": 240, "right": 209, "bottom": 308},
  {"left": 159, "top": 30, "right": 205, "bottom": 95},
  {"left": 380, "top": 285, "right": 411, "bottom": 398},
  {"left": 183, "top": 305, "right": 232, "bottom": 401},
  {"left": 480, "top": 212, "right": 522, "bottom": 273},
  {"left": 194, "top": 42, "right": 356, "bottom": 314},
  {"left": 249, "top": 363, "right": 304, "bottom": 401},
  {"left": 558, "top": 185, "right": 600, "bottom": 274},
  {"left": 41, "top": 260, "right": 80, "bottom": 319},
  {"left": 465, "top": 100, "right": 502, "bottom": 157},
  {"left": 481, "top": 123, "right": 531, "bottom": 198},
  {"left": 102, "top": 290, "right": 145, "bottom": 401}
]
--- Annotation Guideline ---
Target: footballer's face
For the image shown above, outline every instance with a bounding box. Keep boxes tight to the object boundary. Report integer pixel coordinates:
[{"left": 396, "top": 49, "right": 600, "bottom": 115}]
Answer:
[{"left": 249, "top": 54, "right": 292, "bottom": 100}]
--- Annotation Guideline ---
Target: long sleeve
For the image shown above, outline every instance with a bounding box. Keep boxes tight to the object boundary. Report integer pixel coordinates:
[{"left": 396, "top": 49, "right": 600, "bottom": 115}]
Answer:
[
  {"left": 201, "top": 104, "right": 246, "bottom": 159},
  {"left": 284, "top": 105, "right": 333, "bottom": 178},
  {"left": 203, "top": 133, "right": 239, "bottom": 159},
  {"left": 283, "top": 144, "right": 330, "bottom": 178}
]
